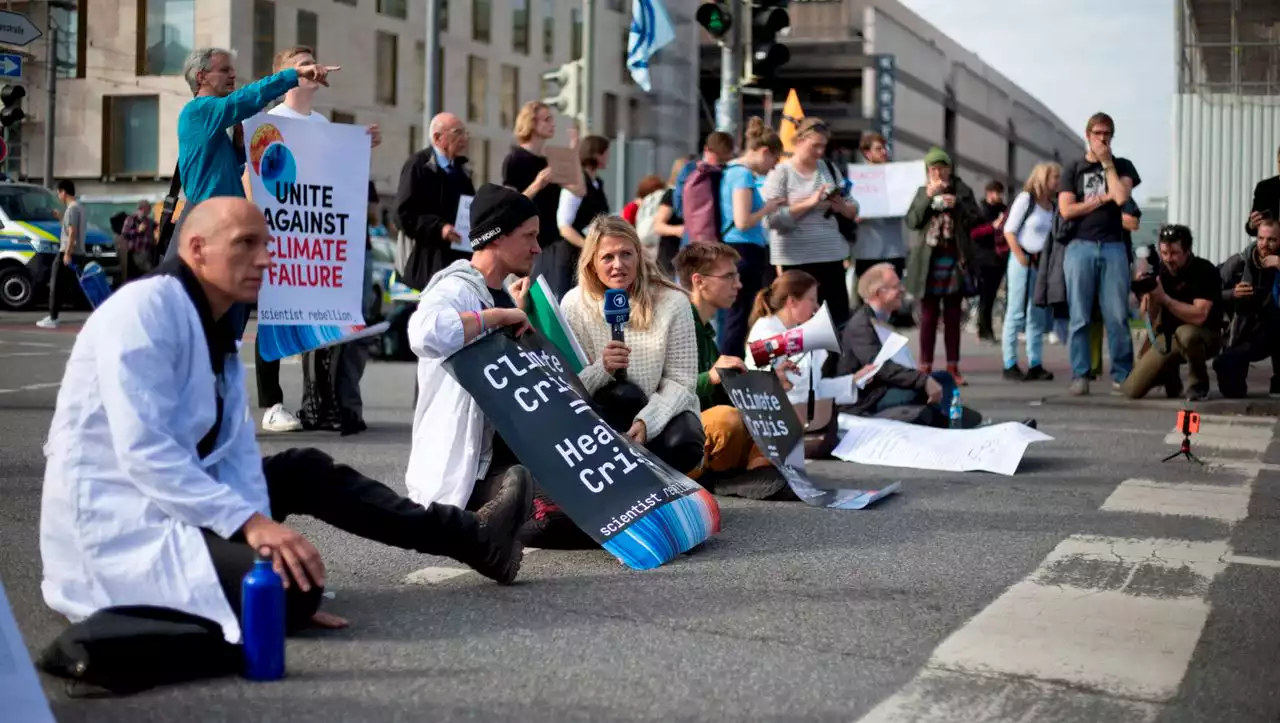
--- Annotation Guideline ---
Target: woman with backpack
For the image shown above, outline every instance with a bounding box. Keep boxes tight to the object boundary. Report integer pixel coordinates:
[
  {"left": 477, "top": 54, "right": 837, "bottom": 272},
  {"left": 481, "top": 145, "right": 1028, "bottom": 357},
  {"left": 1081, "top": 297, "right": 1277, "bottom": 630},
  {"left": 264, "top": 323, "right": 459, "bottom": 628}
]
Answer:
[
  {"left": 1000, "top": 161, "right": 1061, "bottom": 382},
  {"left": 761, "top": 118, "right": 859, "bottom": 332}
]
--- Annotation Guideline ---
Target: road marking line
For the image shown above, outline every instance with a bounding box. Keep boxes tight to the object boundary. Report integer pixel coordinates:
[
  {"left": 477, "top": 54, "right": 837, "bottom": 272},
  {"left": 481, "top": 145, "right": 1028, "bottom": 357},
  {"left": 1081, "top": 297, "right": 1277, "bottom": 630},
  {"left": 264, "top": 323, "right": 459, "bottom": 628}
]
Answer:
[
  {"left": 0, "top": 382, "right": 61, "bottom": 395},
  {"left": 1165, "top": 427, "right": 1273, "bottom": 453},
  {"left": 1101, "top": 478, "right": 1251, "bottom": 523},
  {"left": 0, "top": 340, "right": 56, "bottom": 348},
  {"left": 0, "top": 351, "right": 66, "bottom": 358},
  {"left": 1223, "top": 553, "right": 1280, "bottom": 569}
]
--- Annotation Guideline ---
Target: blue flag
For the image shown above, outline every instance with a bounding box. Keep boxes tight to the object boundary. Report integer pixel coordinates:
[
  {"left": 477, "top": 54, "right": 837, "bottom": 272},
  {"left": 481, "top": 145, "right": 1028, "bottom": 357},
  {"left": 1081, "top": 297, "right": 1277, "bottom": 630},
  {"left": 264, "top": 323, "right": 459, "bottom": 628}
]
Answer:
[{"left": 627, "top": 0, "right": 676, "bottom": 92}]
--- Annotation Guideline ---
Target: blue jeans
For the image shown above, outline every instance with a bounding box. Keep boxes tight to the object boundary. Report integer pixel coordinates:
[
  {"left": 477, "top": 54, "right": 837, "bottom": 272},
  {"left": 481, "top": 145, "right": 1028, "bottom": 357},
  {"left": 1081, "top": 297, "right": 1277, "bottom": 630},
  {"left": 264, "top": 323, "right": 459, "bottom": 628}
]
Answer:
[
  {"left": 1001, "top": 255, "right": 1048, "bottom": 369},
  {"left": 874, "top": 371, "right": 958, "bottom": 416},
  {"left": 1063, "top": 240, "right": 1132, "bottom": 381}
]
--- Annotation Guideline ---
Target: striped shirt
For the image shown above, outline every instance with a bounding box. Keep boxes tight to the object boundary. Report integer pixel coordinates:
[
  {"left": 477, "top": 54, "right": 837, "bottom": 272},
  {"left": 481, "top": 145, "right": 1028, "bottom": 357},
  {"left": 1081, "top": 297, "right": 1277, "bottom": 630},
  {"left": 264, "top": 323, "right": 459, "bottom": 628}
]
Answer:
[{"left": 762, "top": 160, "right": 856, "bottom": 266}]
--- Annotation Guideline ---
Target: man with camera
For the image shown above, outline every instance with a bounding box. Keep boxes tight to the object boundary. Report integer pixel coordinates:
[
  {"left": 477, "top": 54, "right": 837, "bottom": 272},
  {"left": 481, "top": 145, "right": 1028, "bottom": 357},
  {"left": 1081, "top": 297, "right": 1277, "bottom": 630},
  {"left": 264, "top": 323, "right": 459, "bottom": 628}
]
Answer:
[
  {"left": 1214, "top": 217, "right": 1280, "bottom": 397},
  {"left": 1121, "top": 225, "right": 1221, "bottom": 401}
]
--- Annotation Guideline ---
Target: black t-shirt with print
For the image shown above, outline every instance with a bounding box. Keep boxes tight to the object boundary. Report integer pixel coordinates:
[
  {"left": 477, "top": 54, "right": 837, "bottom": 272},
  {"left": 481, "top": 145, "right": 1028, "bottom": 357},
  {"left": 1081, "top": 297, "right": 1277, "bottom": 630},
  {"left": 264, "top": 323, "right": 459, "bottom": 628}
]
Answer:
[
  {"left": 1061, "top": 157, "right": 1141, "bottom": 243},
  {"left": 1156, "top": 255, "right": 1220, "bottom": 335}
]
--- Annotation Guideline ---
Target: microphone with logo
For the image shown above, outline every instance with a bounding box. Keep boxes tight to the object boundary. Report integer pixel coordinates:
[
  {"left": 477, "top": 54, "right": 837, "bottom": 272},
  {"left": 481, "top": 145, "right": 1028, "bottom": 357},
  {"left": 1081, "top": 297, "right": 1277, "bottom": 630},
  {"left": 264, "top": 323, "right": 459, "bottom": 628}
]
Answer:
[{"left": 603, "top": 288, "right": 631, "bottom": 383}]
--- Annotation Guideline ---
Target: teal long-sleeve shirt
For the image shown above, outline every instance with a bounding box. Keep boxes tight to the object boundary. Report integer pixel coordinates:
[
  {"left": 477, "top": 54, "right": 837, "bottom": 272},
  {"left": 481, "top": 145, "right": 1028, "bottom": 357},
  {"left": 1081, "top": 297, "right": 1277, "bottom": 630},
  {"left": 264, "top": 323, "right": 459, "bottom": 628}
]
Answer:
[{"left": 176, "top": 69, "right": 300, "bottom": 204}]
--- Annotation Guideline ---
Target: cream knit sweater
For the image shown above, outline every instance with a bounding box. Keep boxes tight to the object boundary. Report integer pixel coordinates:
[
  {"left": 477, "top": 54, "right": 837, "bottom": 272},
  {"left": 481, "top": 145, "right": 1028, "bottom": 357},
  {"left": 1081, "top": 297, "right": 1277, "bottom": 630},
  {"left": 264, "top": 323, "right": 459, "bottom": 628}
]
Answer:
[{"left": 560, "top": 284, "right": 700, "bottom": 437}]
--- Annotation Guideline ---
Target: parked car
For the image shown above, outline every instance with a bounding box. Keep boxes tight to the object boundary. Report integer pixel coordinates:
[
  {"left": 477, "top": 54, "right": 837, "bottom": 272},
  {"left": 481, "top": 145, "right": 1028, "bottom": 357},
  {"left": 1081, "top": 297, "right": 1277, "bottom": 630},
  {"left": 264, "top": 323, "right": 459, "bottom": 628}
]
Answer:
[
  {"left": 0, "top": 182, "right": 117, "bottom": 310},
  {"left": 368, "top": 233, "right": 420, "bottom": 360}
]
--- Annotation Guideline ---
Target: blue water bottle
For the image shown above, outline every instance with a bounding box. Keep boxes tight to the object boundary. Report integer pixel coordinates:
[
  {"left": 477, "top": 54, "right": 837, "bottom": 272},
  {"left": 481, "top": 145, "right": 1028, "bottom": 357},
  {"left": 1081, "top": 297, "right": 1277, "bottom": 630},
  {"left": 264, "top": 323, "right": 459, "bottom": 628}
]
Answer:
[
  {"left": 241, "top": 549, "right": 286, "bottom": 681},
  {"left": 948, "top": 388, "right": 963, "bottom": 429}
]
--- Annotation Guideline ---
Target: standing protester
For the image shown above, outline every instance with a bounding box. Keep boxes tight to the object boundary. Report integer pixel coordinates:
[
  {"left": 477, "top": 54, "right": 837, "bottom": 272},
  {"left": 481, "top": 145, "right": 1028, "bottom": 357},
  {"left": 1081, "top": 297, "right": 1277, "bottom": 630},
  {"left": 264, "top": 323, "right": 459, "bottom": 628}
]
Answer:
[
  {"left": 851, "top": 133, "right": 911, "bottom": 325},
  {"left": 762, "top": 118, "right": 859, "bottom": 331},
  {"left": 35, "top": 181, "right": 86, "bottom": 330},
  {"left": 650, "top": 156, "right": 695, "bottom": 278},
  {"left": 1215, "top": 218, "right": 1280, "bottom": 398},
  {"left": 502, "top": 101, "right": 562, "bottom": 264},
  {"left": 40, "top": 198, "right": 531, "bottom": 651},
  {"left": 256, "top": 46, "right": 381, "bottom": 435},
  {"left": 681, "top": 132, "right": 736, "bottom": 245},
  {"left": 970, "top": 181, "right": 1009, "bottom": 344},
  {"left": 1245, "top": 145, "right": 1280, "bottom": 236},
  {"left": 717, "top": 118, "right": 783, "bottom": 357},
  {"left": 1121, "top": 225, "right": 1220, "bottom": 401},
  {"left": 548, "top": 135, "right": 611, "bottom": 297},
  {"left": 1057, "top": 112, "right": 1141, "bottom": 396},
  {"left": 120, "top": 201, "right": 157, "bottom": 280},
  {"left": 395, "top": 112, "right": 475, "bottom": 292},
  {"left": 1000, "top": 163, "right": 1060, "bottom": 382},
  {"left": 904, "top": 148, "right": 981, "bottom": 385}
]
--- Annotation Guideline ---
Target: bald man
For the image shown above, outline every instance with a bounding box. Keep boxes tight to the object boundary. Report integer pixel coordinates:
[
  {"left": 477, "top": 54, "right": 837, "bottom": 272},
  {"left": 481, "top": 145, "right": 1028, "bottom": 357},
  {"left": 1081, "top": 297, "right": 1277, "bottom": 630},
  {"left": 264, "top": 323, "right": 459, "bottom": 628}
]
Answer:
[
  {"left": 40, "top": 198, "right": 531, "bottom": 650},
  {"left": 394, "top": 112, "right": 476, "bottom": 290}
]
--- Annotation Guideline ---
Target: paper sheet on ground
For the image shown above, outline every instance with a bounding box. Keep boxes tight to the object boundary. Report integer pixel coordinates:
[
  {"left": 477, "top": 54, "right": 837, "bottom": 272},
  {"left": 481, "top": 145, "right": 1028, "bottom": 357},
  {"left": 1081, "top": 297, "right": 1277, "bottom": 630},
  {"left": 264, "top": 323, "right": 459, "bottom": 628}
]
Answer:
[
  {"left": 451, "top": 195, "right": 474, "bottom": 253},
  {"left": 833, "top": 414, "right": 1053, "bottom": 475},
  {"left": 857, "top": 330, "right": 910, "bottom": 389}
]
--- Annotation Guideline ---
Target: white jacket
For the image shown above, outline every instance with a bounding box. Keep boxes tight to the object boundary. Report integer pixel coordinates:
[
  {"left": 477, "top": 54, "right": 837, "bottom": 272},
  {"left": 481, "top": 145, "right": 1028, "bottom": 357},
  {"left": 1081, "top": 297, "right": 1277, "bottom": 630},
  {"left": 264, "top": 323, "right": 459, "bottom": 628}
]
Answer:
[
  {"left": 404, "top": 261, "right": 501, "bottom": 508},
  {"left": 40, "top": 272, "right": 268, "bottom": 644}
]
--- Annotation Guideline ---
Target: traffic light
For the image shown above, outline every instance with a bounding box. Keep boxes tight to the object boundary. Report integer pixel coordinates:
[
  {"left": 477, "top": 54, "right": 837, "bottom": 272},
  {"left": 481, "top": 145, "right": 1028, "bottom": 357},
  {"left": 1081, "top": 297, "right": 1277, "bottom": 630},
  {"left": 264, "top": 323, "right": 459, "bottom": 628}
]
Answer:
[
  {"left": 0, "top": 85, "right": 25, "bottom": 128},
  {"left": 696, "top": 2, "right": 733, "bottom": 40},
  {"left": 541, "top": 60, "right": 582, "bottom": 124},
  {"left": 750, "top": 0, "right": 791, "bottom": 81}
]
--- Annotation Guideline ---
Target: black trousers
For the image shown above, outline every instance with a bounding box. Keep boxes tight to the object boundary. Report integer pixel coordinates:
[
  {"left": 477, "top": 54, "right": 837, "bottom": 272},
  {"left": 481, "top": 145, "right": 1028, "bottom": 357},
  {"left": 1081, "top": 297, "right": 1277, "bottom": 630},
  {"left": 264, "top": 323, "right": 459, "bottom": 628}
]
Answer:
[
  {"left": 782, "top": 260, "right": 851, "bottom": 331},
  {"left": 203, "top": 448, "right": 485, "bottom": 633},
  {"left": 47, "top": 254, "right": 86, "bottom": 320},
  {"left": 721, "top": 243, "right": 769, "bottom": 357},
  {"left": 975, "top": 261, "right": 1006, "bottom": 338},
  {"left": 1214, "top": 333, "right": 1280, "bottom": 398},
  {"left": 255, "top": 335, "right": 284, "bottom": 409}
]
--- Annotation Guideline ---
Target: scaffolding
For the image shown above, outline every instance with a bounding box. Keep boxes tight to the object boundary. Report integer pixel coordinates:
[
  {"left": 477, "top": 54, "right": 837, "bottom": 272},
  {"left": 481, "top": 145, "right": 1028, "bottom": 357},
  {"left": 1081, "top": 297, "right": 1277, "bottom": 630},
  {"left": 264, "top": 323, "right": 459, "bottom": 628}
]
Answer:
[{"left": 1177, "top": 0, "right": 1280, "bottom": 96}]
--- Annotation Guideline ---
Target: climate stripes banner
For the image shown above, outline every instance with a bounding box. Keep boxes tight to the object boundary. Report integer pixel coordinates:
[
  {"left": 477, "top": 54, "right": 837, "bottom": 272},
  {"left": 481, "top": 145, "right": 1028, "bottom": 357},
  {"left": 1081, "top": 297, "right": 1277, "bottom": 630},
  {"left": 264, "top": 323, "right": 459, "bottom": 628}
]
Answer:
[
  {"left": 445, "top": 329, "right": 720, "bottom": 570},
  {"left": 256, "top": 321, "right": 390, "bottom": 362}
]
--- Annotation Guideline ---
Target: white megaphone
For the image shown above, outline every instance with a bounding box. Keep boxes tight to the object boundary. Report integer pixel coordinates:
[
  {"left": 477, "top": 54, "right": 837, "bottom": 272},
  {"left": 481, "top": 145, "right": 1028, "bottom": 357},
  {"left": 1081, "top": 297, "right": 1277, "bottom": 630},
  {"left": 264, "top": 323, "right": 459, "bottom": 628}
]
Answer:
[{"left": 747, "top": 302, "right": 841, "bottom": 367}]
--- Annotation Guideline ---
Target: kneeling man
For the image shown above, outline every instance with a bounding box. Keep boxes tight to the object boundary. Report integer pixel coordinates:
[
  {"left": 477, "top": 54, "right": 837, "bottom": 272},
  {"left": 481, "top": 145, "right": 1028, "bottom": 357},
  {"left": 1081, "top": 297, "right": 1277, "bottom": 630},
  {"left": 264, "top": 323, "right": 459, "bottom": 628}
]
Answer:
[{"left": 41, "top": 198, "right": 529, "bottom": 645}]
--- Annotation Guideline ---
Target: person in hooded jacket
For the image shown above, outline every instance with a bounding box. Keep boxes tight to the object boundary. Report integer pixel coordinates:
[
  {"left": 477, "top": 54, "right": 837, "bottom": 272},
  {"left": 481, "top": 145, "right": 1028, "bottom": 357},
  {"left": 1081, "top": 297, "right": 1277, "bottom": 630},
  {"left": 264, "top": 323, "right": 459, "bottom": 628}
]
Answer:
[
  {"left": 1215, "top": 217, "right": 1280, "bottom": 398},
  {"left": 405, "top": 183, "right": 544, "bottom": 526}
]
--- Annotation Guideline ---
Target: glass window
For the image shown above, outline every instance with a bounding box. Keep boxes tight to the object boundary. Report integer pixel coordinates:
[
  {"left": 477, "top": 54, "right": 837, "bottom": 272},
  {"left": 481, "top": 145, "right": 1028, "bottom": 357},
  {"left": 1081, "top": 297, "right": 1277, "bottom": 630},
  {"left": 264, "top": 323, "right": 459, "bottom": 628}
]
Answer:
[
  {"left": 414, "top": 41, "right": 426, "bottom": 113},
  {"left": 500, "top": 65, "right": 519, "bottom": 129},
  {"left": 621, "top": 25, "right": 632, "bottom": 85},
  {"left": 467, "top": 55, "right": 487, "bottom": 124},
  {"left": 377, "top": 0, "right": 407, "bottom": 19},
  {"left": 2, "top": 124, "right": 21, "bottom": 178},
  {"left": 512, "top": 0, "right": 529, "bottom": 55},
  {"left": 603, "top": 92, "right": 618, "bottom": 139},
  {"left": 0, "top": 185, "right": 61, "bottom": 222},
  {"left": 541, "top": 0, "right": 554, "bottom": 61},
  {"left": 139, "top": 0, "right": 195, "bottom": 76},
  {"left": 106, "top": 95, "right": 160, "bottom": 176},
  {"left": 473, "top": 137, "right": 490, "bottom": 185},
  {"left": 376, "top": 31, "right": 398, "bottom": 106},
  {"left": 472, "top": 0, "right": 491, "bottom": 43},
  {"left": 252, "top": 0, "right": 276, "bottom": 79},
  {"left": 606, "top": 0, "right": 624, "bottom": 11},
  {"left": 441, "top": 0, "right": 449, "bottom": 32},
  {"left": 628, "top": 97, "right": 641, "bottom": 137},
  {"left": 410, "top": 124, "right": 420, "bottom": 156},
  {"left": 570, "top": 7, "right": 582, "bottom": 59},
  {"left": 331, "top": 110, "right": 356, "bottom": 124},
  {"left": 297, "top": 10, "right": 318, "bottom": 52},
  {"left": 53, "top": 3, "right": 87, "bottom": 79}
]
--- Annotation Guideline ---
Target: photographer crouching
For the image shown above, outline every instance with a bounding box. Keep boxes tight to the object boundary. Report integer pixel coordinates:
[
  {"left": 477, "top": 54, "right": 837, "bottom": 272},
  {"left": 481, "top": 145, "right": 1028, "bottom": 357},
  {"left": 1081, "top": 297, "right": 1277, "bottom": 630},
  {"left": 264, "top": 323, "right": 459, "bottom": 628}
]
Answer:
[
  {"left": 1121, "top": 224, "right": 1221, "bottom": 401},
  {"left": 1214, "top": 217, "right": 1280, "bottom": 398}
]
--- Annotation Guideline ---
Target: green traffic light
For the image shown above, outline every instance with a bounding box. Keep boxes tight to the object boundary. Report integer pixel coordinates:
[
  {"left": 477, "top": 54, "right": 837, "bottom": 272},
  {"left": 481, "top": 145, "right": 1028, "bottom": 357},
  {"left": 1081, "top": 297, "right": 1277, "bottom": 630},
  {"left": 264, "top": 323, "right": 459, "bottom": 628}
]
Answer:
[{"left": 697, "top": 3, "right": 732, "bottom": 39}]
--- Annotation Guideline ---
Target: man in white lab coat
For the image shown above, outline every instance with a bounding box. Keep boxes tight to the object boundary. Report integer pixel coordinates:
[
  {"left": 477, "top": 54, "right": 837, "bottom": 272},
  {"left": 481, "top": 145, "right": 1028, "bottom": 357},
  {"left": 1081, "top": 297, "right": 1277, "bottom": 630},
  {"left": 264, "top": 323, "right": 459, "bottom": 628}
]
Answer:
[
  {"left": 405, "top": 183, "right": 544, "bottom": 516},
  {"left": 40, "top": 197, "right": 532, "bottom": 645}
]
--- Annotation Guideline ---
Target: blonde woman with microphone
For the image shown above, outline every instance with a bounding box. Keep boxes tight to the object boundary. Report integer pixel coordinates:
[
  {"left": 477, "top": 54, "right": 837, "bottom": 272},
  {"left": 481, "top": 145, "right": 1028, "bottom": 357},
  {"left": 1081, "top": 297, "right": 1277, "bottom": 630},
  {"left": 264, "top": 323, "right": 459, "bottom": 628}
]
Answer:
[{"left": 559, "top": 215, "right": 703, "bottom": 473}]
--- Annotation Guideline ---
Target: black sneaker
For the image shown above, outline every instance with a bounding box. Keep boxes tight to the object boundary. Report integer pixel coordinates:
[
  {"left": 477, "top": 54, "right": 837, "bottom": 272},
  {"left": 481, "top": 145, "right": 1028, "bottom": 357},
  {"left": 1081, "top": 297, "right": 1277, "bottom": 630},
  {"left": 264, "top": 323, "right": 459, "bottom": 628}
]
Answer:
[
  {"left": 471, "top": 467, "right": 534, "bottom": 585},
  {"left": 1186, "top": 385, "right": 1209, "bottom": 402},
  {"left": 1003, "top": 365, "right": 1027, "bottom": 382},
  {"left": 1024, "top": 365, "right": 1055, "bottom": 382}
]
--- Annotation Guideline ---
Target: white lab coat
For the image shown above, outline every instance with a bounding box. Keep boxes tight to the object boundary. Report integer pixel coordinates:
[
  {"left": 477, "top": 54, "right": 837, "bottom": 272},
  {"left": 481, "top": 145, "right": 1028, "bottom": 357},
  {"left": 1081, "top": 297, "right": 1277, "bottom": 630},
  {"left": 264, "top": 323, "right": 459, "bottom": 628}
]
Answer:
[
  {"left": 404, "top": 261, "right": 501, "bottom": 508},
  {"left": 40, "top": 275, "right": 268, "bottom": 644}
]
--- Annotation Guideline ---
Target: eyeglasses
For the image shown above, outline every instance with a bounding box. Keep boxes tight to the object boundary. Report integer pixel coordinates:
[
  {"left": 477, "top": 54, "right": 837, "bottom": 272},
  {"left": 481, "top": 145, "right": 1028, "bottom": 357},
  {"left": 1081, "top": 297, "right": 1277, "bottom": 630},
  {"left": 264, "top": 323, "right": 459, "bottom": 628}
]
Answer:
[{"left": 700, "top": 271, "right": 740, "bottom": 282}]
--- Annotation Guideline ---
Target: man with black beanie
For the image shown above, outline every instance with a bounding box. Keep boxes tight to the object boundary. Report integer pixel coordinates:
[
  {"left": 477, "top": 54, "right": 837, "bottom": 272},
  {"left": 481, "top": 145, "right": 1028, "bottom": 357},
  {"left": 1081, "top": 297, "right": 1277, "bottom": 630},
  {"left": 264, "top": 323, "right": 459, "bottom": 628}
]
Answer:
[{"left": 405, "top": 183, "right": 543, "bottom": 527}]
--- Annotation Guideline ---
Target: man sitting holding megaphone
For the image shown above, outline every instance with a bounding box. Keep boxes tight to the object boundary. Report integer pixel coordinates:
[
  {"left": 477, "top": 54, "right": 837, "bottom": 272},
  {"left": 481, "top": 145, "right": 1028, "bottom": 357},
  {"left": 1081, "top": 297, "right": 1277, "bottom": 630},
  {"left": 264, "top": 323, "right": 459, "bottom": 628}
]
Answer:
[{"left": 560, "top": 216, "right": 706, "bottom": 475}]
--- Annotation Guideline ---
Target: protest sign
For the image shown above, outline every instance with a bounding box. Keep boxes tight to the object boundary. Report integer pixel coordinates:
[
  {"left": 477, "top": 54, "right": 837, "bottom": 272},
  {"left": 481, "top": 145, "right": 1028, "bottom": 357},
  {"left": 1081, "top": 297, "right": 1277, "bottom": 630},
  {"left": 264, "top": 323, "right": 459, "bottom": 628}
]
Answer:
[
  {"left": 833, "top": 414, "right": 1053, "bottom": 475},
  {"left": 847, "top": 160, "right": 926, "bottom": 219},
  {"left": 243, "top": 113, "right": 378, "bottom": 361},
  {"left": 545, "top": 146, "right": 582, "bottom": 187},
  {"left": 526, "top": 274, "right": 589, "bottom": 373},
  {"left": 445, "top": 330, "right": 720, "bottom": 570},
  {"left": 451, "top": 195, "right": 474, "bottom": 253},
  {"left": 719, "top": 369, "right": 900, "bottom": 509}
]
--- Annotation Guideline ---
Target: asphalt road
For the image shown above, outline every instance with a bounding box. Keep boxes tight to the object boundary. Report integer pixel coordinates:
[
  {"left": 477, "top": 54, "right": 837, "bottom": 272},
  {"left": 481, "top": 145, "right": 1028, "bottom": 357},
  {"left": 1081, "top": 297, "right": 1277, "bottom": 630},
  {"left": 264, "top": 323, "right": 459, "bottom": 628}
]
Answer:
[{"left": 3, "top": 310, "right": 1280, "bottom": 723}]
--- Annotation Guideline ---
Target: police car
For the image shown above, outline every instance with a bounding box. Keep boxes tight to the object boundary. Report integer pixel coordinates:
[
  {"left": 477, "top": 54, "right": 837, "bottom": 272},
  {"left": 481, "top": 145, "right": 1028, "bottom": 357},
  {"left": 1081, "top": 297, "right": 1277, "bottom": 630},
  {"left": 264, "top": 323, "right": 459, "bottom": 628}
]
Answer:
[{"left": 0, "top": 182, "right": 117, "bottom": 310}]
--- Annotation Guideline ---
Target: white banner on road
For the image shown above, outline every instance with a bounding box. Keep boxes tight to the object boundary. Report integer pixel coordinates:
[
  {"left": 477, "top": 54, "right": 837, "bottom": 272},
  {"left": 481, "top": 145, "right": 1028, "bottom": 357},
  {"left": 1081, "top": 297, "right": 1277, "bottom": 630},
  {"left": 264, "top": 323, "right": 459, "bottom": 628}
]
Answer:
[
  {"left": 833, "top": 414, "right": 1053, "bottom": 476},
  {"left": 846, "top": 160, "right": 926, "bottom": 219},
  {"left": 244, "top": 113, "right": 371, "bottom": 327}
]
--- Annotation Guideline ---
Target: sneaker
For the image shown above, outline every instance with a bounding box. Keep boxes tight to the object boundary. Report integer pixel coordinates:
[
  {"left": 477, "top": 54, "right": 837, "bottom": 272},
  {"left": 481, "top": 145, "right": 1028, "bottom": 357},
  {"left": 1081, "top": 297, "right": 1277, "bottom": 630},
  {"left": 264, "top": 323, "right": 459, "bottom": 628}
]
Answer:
[
  {"left": 1048, "top": 331, "right": 1063, "bottom": 345},
  {"left": 35, "top": 316, "right": 59, "bottom": 329},
  {"left": 1002, "top": 365, "right": 1027, "bottom": 382},
  {"left": 1186, "top": 385, "right": 1209, "bottom": 402},
  {"left": 261, "top": 403, "right": 303, "bottom": 432},
  {"left": 1069, "top": 377, "right": 1090, "bottom": 396},
  {"left": 1024, "top": 365, "right": 1055, "bottom": 382},
  {"left": 1111, "top": 381, "right": 1123, "bottom": 395},
  {"left": 947, "top": 365, "right": 967, "bottom": 387},
  {"left": 471, "top": 466, "right": 534, "bottom": 585}
]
